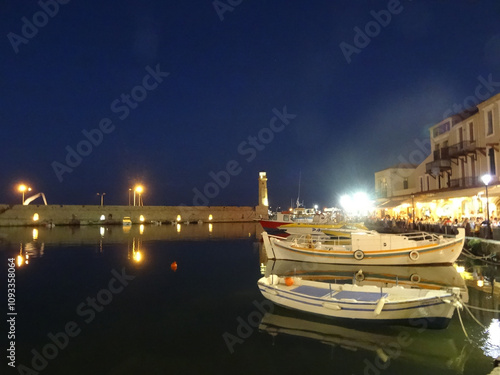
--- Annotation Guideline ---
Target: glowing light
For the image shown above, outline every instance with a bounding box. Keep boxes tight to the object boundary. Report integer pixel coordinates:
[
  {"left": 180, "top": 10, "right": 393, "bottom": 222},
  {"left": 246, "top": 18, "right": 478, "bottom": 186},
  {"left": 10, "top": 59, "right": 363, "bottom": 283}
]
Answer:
[
  {"left": 99, "top": 227, "right": 105, "bottom": 236},
  {"left": 32, "top": 228, "right": 38, "bottom": 240},
  {"left": 133, "top": 251, "right": 142, "bottom": 262},
  {"left": 17, "top": 255, "right": 24, "bottom": 267},
  {"left": 456, "top": 265, "right": 465, "bottom": 273},
  {"left": 208, "top": 214, "right": 213, "bottom": 221},
  {"left": 477, "top": 279, "right": 484, "bottom": 287},
  {"left": 176, "top": 223, "right": 181, "bottom": 233},
  {"left": 176, "top": 215, "right": 181, "bottom": 222},
  {"left": 100, "top": 215, "right": 105, "bottom": 220},
  {"left": 481, "top": 174, "right": 492, "bottom": 186},
  {"left": 139, "top": 215, "right": 145, "bottom": 222},
  {"left": 33, "top": 213, "right": 39, "bottom": 221},
  {"left": 340, "top": 192, "right": 373, "bottom": 216},
  {"left": 135, "top": 185, "right": 143, "bottom": 193},
  {"left": 139, "top": 224, "right": 144, "bottom": 235},
  {"left": 18, "top": 184, "right": 32, "bottom": 204},
  {"left": 209, "top": 223, "right": 213, "bottom": 233}
]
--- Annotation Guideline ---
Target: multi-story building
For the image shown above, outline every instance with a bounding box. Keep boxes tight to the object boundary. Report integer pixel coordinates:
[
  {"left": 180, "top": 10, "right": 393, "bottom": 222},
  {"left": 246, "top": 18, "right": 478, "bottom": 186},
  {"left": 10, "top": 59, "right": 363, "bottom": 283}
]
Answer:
[{"left": 375, "top": 92, "right": 500, "bottom": 221}]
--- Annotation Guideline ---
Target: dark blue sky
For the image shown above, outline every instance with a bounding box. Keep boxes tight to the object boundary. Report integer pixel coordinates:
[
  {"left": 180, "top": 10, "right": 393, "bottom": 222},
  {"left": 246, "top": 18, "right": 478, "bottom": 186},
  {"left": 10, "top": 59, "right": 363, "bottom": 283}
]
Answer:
[{"left": 2, "top": 0, "right": 500, "bottom": 208}]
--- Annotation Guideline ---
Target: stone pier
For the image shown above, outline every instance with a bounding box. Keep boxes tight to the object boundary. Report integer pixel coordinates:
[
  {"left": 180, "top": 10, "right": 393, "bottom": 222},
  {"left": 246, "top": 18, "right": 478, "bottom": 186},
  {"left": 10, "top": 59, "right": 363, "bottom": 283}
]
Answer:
[{"left": 0, "top": 204, "right": 268, "bottom": 226}]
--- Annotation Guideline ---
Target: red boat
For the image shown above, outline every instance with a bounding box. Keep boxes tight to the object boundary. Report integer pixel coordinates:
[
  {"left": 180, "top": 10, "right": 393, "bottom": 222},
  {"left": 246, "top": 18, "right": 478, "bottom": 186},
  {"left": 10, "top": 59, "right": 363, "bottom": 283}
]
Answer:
[{"left": 260, "top": 208, "right": 315, "bottom": 236}]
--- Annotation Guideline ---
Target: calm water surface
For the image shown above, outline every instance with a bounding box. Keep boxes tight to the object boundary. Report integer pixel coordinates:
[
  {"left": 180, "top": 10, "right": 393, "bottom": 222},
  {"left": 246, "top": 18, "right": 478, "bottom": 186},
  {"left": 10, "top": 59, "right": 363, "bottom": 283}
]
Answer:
[{"left": 1, "top": 224, "right": 499, "bottom": 375}]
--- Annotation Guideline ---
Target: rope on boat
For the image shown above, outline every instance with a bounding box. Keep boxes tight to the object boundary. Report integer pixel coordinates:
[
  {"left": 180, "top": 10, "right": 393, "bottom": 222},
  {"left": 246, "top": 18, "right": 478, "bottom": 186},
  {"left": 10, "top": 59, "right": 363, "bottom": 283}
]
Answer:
[
  {"left": 457, "top": 307, "right": 471, "bottom": 343},
  {"left": 463, "top": 304, "right": 486, "bottom": 329},
  {"left": 461, "top": 248, "right": 500, "bottom": 265},
  {"left": 464, "top": 304, "right": 500, "bottom": 314}
]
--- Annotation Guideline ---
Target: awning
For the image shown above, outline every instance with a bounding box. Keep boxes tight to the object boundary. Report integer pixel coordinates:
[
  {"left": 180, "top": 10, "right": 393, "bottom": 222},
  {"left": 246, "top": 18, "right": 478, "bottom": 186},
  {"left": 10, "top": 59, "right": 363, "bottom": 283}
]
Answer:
[{"left": 376, "top": 199, "right": 407, "bottom": 209}]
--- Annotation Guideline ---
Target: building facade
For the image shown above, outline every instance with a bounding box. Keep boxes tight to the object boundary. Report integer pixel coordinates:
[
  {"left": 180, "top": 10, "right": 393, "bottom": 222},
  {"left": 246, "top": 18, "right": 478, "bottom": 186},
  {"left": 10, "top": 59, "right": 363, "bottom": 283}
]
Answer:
[{"left": 375, "top": 92, "right": 500, "bottom": 222}]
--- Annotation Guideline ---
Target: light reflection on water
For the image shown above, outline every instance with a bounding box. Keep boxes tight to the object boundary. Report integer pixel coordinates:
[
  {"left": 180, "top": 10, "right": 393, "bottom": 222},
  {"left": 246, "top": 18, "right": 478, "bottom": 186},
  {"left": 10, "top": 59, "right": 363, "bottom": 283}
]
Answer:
[
  {"left": 483, "top": 319, "right": 500, "bottom": 359},
  {"left": 0, "top": 223, "right": 498, "bottom": 374}
]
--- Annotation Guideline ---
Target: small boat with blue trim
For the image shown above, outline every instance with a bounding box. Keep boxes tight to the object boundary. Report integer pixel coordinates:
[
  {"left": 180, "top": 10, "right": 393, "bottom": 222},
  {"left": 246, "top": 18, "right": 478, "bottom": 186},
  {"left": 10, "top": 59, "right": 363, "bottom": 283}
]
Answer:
[
  {"left": 258, "top": 275, "right": 463, "bottom": 329},
  {"left": 262, "top": 228, "right": 465, "bottom": 265}
]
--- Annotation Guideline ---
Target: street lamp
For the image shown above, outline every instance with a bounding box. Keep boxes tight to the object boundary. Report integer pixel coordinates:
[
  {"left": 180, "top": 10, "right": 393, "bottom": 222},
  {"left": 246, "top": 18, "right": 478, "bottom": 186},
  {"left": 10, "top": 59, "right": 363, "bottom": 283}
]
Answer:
[
  {"left": 134, "top": 185, "right": 143, "bottom": 206},
  {"left": 18, "top": 184, "right": 32, "bottom": 204},
  {"left": 97, "top": 193, "right": 106, "bottom": 207},
  {"left": 481, "top": 174, "right": 492, "bottom": 239},
  {"left": 128, "top": 188, "right": 132, "bottom": 206},
  {"left": 411, "top": 194, "right": 415, "bottom": 228}
]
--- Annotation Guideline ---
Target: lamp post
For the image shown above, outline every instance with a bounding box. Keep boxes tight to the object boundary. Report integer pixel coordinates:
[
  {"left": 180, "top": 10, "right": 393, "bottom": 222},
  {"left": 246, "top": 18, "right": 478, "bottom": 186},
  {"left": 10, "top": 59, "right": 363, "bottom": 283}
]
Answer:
[
  {"left": 97, "top": 193, "right": 106, "bottom": 207},
  {"left": 128, "top": 188, "right": 132, "bottom": 206},
  {"left": 481, "top": 174, "right": 492, "bottom": 239},
  {"left": 134, "top": 185, "right": 143, "bottom": 207},
  {"left": 18, "top": 184, "right": 32, "bottom": 205},
  {"left": 411, "top": 194, "right": 415, "bottom": 229}
]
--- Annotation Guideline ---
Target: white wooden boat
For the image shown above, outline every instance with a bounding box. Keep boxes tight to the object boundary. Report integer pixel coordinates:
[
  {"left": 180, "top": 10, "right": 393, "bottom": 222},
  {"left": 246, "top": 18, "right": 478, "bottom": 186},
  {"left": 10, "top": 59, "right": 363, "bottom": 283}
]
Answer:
[
  {"left": 262, "top": 228, "right": 465, "bottom": 265},
  {"left": 258, "top": 275, "right": 462, "bottom": 329},
  {"left": 262, "top": 260, "right": 469, "bottom": 302}
]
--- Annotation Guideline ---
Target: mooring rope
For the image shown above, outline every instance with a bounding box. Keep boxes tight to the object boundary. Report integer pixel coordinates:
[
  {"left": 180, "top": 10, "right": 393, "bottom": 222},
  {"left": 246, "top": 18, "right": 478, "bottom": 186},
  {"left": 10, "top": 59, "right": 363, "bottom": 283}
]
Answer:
[
  {"left": 457, "top": 307, "right": 471, "bottom": 343},
  {"left": 464, "top": 304, "right": 500, "bottom": 314},
  {"left": 463, "top": 304, "right": 487, "bottom": 329},
  {"left": 461, "top": 248, "right": 500, "bottom": 265}
]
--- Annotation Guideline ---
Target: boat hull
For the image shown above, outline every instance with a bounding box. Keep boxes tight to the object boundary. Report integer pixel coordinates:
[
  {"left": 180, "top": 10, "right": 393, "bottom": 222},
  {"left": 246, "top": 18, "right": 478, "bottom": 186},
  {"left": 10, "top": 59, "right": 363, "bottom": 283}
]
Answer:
[
  {"left": 258, "top": 277, "right": 459, "bottom": 329},
  {"left": 262, "top": 230, "right": 465, "bottom": 265}
]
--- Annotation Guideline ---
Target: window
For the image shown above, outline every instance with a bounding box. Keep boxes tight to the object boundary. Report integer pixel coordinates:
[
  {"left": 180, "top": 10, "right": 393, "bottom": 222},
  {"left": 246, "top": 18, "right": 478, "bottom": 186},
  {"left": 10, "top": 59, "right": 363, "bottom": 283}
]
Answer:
[
  {"left": 403, "top": 178, "right": 408, "bottom": 190},
  {"left": 487, "top": 110, "right": 493, "bottom": 136},
  {"left": 419, "top": 176, "right": 423, "bottom": 192},
  {"left": 426, "top": 175, "right": 430, "bottom": 191},
  {"left": 488, "top": 147, "right": 496, "bottom": 175}
]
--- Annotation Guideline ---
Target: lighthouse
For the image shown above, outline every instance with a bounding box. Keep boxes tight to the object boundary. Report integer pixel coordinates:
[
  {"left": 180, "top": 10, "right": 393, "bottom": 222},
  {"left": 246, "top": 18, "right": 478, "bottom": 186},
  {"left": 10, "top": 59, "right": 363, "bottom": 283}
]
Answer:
[{"left": 258, "top": 171, "right": 269, "bottom": 208}]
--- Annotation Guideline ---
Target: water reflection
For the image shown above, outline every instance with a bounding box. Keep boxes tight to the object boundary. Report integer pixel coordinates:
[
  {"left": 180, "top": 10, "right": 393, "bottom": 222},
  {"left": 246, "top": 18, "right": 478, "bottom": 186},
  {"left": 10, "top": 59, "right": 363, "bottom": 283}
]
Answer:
[
  {"left": 127, "top": 237, "right": 144, "bottom": 264},
  {"left": 0, "top": 222, "right": 260, "bottom": 248},
  {"left": 259, "top": 306, "right": 472, "bottom": 373}
]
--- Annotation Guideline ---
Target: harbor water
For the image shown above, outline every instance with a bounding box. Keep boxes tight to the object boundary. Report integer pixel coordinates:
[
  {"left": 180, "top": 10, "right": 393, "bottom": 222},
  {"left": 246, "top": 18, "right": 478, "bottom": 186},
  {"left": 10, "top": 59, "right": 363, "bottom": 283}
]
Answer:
[{"left": 1, "top": 223, "right": 499, "bottom": 375}]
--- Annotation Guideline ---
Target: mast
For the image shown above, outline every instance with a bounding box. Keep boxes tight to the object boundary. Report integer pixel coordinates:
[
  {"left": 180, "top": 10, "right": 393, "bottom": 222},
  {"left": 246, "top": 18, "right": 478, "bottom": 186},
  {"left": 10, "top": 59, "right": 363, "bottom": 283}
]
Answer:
[{"left": 296, "top": 171, "right": 301, "bottom": 208}]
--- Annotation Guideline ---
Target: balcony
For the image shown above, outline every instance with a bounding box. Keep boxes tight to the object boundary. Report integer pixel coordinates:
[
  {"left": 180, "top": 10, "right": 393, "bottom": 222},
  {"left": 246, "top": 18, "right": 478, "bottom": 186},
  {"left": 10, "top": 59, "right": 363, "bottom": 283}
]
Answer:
[
  {"left": 426, "top": 159, "right": 451, "bottom": 176},
  {"left": 449, "top": 176, "right": 479, "bottom": 188},
  {"left": 448, "top": 140, "right": 481, "bottom": 158},
  {"left": 426, "top": 147, "right": 451, "bottom": 176}
]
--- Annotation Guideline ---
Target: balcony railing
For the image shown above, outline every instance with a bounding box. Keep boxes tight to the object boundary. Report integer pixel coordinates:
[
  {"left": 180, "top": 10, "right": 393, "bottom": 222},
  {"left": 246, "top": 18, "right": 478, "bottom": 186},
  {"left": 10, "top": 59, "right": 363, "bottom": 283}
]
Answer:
[
  {"left": 426, "top": 159, "right": 451, "bottom": 175},
  {"left": 449, "top": 176, "right": 479, "bottom": 188},
  {"left": 432, "top": 148, "right": 450, "bottom": 160},
  {"left": 448, "top": 140, "right": 477, "bottom": 158}
]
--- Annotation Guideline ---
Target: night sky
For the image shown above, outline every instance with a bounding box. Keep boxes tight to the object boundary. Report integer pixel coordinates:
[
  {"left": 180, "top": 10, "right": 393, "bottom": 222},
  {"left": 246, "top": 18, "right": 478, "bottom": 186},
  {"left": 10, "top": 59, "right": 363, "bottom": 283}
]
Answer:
[{"left": 2, "top": 0, "right": 500, "bottom": 209}]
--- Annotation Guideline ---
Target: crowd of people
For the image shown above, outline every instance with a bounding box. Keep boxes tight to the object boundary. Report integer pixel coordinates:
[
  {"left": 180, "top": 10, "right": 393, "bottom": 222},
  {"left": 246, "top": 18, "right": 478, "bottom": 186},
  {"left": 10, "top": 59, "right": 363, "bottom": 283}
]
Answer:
[{"left": 366, "top": 215, "right": 497, "bottom": 237}]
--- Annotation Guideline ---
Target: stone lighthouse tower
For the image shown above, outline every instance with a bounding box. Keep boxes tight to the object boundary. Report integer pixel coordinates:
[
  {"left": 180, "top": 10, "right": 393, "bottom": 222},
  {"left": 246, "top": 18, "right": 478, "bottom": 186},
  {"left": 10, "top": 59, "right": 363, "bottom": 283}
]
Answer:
[{"left": 257, "top": 172, "right": 269, "bottom": 218}]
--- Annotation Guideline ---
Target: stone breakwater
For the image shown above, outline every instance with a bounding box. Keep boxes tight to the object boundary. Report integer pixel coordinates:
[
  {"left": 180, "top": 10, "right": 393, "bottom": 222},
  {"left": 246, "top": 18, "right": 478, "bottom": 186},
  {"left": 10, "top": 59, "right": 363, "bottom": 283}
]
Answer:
[{"left": 0, "top": 204, "right": 268, "bottom": 226}]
